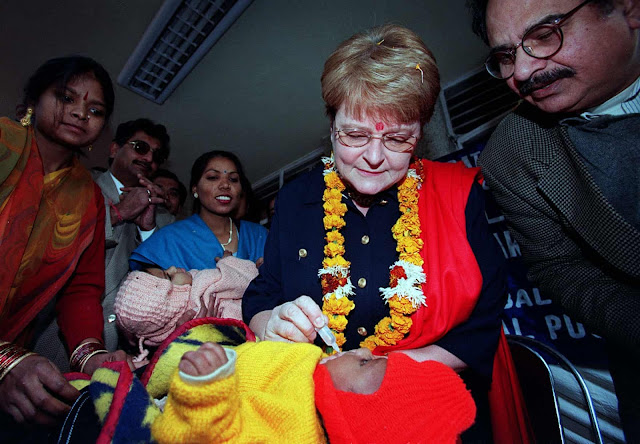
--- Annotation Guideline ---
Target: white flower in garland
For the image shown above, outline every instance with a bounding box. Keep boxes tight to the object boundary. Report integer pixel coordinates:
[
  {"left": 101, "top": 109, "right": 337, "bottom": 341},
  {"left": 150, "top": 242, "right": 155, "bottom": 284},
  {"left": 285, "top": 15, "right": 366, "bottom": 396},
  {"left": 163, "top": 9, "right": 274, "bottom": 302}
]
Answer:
[
  {"left": 379, "top": 260, "right": 427, "bottom": 308},
  {"left": 318, "top": 266, "right": 355, "bottom": 300}
]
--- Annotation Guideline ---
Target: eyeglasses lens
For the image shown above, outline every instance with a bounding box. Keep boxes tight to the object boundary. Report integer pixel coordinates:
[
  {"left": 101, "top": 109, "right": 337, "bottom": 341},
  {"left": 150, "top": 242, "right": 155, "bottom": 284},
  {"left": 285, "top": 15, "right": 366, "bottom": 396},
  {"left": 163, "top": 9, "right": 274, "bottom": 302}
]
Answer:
[
  {"left": 523, "top": 26, "right": 562, "bottom": 58},
  {"left": 130, "top": 141, "right": 165, "bottom": 164},
  {"left": 337, "top": 130, "right": 415, "bottom": 152},
  {"left": 486, "top": 25, "right": 563, "bottom": 80}
]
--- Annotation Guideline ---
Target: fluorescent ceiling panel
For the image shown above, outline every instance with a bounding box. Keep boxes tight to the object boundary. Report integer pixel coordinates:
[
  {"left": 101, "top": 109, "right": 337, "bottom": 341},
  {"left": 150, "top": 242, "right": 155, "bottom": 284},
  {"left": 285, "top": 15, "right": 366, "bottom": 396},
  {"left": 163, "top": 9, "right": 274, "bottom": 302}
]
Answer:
[{"left": 118, "top": 0, "right": 253, "bottom": 104}]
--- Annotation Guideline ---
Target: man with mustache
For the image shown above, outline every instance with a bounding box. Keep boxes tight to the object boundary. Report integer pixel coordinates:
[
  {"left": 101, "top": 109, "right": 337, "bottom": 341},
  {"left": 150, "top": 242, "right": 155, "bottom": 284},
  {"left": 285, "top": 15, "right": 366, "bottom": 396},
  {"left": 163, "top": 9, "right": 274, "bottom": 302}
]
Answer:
[
  {"left": 95, "top": 118, "right": 172, "bottom": 352},
  {"left": 467, "top": 0, "right": 640, "bottom": 440}
]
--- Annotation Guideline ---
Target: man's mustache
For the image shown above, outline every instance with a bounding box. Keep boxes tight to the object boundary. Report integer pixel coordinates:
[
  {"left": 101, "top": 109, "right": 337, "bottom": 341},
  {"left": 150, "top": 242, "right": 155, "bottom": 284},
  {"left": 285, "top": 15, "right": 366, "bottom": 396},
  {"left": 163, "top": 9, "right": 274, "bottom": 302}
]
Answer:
[
  {"left": 518, "top": 68, "right": 576, "bottom": 96},
  {"left": 133, "top": 160, "right": 151, "bottom": 171}
]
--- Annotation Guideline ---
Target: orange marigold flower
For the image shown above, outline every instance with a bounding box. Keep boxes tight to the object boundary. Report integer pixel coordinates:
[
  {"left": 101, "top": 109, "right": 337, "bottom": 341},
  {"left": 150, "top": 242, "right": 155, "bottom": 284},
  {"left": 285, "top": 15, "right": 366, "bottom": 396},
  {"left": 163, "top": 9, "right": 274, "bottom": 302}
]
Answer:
[
  {"left": 360, "top": 336, "right": 378, "bottom": 351},
  {"left": 328, "top": 314, "right": 348, "bottom": 331},
  {"left": 391, "top": 313, "right": 413, "bottom": 334},
  {"left": 325, "top": 172, "right": 345, "bottom": 190},
  {"left": 324, "top": 242, "right": 345, "bottom": 257},
  {"left": 402, "top": 214, "right": 421, "bottom": 232},
  {"left": 398, "top": 236, "right": 422, "bottom": 254},
  {"left": 399, "top": 252, "right": 424, "bottom": 266},
  {"left": 374, "top": 317, "right": 393, "bottom": 335},
  {"left": 403, "top": 176, "right": 418, "bottom": 188},
  {"left": 323, "top": 214, "right": 346, "bottom": 230},
  {"left": 323, "top": 294, "right": 355, "bottom": 315},
  {"left": 323, "top": 200, "right": 347, "bottom": 216},
  {"left": 323, "top": 255, "right": 349, "bottom": 268},
  {"left": 326, "top": 230, "right": 344, "bottom": 244},
  {"left": 388, "top": 295, "right": 416, "bottom": 315},
  {"left": 376, "top": 328, "right": 405, "bottom": 345},
  {"left": 398, "top": 189, "right": 414, "bottom": 203},
  {"left": 323, "top": 188, "right": 343, "bottom": 201},
  {"left": 334, "top": 332, "right": 347, "bottom": 347}
]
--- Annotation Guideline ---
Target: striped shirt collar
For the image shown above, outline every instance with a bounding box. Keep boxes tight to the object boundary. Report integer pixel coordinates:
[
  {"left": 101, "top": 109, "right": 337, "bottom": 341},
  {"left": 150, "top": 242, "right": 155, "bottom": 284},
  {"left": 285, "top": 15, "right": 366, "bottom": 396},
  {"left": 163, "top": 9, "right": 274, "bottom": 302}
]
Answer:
[{"left": 581, "top": 75, "right": 640, "bottom": 119}]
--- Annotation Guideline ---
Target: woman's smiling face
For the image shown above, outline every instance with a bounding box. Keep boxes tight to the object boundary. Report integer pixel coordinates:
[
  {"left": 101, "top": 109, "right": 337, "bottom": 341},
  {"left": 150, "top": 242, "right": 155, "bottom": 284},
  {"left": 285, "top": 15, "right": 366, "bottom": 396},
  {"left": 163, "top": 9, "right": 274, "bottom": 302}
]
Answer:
[
  {"left": 192, "top": 156, "right": 243, "bottom": 217},
  {"left": 331, "top": 105, "right": 419, "bottom": 197}
]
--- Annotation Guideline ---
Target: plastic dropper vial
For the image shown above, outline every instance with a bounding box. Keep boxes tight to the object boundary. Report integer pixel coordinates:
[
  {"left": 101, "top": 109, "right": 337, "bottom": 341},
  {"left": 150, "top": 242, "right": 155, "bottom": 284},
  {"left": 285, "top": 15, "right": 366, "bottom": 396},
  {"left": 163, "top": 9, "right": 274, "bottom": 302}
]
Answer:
[{"left": 316, "top": 325, "right": 340, "bottom": 354}]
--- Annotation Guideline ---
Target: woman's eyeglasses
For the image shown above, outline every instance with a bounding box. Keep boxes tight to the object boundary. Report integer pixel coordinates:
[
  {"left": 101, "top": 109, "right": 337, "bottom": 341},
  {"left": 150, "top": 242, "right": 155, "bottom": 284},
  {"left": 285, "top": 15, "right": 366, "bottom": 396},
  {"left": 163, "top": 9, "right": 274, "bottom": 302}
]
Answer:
[
  {"left": 127, "top": 140, "right": 166, "bottom": 164},
  {"left": 484, "top": 0, "right": 593, "bottom": 80},
  {"left": 334, "top": 128, "right": 418, "bottom": 152}
]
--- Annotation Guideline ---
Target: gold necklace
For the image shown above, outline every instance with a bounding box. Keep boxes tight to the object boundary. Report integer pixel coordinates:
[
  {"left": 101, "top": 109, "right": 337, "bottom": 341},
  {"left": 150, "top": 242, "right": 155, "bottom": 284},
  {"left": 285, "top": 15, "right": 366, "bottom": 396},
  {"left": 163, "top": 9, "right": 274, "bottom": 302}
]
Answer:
[{"left": 219, "top": 217, "right": 234, "bottom": 247}]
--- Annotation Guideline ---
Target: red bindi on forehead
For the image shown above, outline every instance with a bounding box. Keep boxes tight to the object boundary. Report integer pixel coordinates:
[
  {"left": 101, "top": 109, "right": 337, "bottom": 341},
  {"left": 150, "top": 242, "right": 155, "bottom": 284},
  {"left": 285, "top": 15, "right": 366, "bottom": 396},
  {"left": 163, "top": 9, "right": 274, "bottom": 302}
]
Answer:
[
  {"left": 83, "top": 91, "right": 89, "bottom": 101},
  {"left": 375, "top": 122, "right": 384, "bottom": 131}
]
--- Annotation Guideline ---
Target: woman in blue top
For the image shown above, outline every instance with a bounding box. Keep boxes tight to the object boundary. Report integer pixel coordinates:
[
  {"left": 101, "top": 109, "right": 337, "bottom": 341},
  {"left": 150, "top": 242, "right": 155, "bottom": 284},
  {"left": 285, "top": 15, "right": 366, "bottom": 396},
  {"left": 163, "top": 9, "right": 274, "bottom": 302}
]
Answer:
[{"left": 130, "top": 151, "right": 267, "bottom": 270}]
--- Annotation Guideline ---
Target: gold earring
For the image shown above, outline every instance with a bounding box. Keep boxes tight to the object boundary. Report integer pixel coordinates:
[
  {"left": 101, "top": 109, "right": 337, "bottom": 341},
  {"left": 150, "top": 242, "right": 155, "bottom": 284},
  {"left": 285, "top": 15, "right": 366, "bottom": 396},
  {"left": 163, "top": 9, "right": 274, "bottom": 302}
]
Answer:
[
  {"left": 20, "top": 108, "right": 33, "bottom": 127},
  {"left": 193, "top": 192, "right": 199, "bottom": 199},
  {"left": 88, "top": 145, "right": 93, "bottom": 152}
]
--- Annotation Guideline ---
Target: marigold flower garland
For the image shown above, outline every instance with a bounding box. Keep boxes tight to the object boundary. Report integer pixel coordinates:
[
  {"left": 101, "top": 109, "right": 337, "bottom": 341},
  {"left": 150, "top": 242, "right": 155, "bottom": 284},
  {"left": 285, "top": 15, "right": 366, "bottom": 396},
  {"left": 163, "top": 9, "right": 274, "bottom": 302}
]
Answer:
[{"left": 318, "top": 154, "right": 427, "bottom": 352}]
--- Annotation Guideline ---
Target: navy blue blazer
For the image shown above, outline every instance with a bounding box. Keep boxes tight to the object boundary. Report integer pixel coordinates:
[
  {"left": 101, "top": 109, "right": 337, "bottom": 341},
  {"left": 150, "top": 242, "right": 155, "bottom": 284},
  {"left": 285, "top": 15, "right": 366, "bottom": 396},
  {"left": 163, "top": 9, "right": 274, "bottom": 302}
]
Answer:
[{"left": 243, "top": 165, "right": 506, "bottom": 381}]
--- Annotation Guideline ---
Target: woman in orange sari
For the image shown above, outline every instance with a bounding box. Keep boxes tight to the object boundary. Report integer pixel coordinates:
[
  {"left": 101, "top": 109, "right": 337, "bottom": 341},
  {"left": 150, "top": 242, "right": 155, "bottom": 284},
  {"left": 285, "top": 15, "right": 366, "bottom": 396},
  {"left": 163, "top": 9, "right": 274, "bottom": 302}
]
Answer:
[{"left": 0, "top": 56, "right": 131, "bottom": 428}]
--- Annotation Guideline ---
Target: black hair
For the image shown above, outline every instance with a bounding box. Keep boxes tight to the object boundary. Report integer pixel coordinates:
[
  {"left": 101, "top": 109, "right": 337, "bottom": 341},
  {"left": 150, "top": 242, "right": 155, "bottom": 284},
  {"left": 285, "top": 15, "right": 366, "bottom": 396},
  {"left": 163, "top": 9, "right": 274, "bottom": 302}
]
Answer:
[
  {"left": 22, "top": 55, "right": 115, "bottom": 119},
  {"left": 112, "top": 118, "right": 171, "bottom": 164},
  {"left": 190, "top": 150, "right": 251, "bottom": 215},
  {"left": 152, "top": 168, "right": 187, "bottom": 205},
  {"left": 466, "top": 0, "right": 615, "bottom": 45}
]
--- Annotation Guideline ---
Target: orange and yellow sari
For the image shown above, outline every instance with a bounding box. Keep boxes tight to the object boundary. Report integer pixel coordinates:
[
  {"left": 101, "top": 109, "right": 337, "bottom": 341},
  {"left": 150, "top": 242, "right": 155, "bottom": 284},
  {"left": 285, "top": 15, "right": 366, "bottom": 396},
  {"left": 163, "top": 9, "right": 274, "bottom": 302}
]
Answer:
[{"left": 0, "top": 117, "right": 101, "bottom": 346}]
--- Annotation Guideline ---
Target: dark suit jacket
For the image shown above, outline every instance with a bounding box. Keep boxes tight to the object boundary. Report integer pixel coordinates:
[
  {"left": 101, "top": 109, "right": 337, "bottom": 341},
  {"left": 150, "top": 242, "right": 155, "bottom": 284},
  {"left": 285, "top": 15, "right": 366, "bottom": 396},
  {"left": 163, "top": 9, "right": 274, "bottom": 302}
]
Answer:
[
  {"left": 93, "top": 170, "right": 174, "bottom": 350},
  {"left": 479, "top": 104, "right": 640, "bottom": 355}
]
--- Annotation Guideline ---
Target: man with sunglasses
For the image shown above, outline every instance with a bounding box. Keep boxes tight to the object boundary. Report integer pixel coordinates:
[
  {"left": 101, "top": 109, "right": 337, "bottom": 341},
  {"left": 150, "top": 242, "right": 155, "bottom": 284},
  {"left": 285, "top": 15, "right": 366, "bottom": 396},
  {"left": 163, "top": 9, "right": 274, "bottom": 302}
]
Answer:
[
  {"left": 94, "top": 118, "right": 173, "bottom": 353},
  {"left": 467, "top": 0, "right": 640, "bottom": 439}
]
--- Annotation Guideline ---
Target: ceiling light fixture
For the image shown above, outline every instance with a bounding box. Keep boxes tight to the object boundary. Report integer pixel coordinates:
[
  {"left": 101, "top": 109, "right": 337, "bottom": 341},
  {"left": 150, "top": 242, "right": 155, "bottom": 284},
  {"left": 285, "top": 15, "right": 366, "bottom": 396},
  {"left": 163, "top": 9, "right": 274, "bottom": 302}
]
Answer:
[{"left": 118, "top": 0, "right": 253, "bottom": 104}]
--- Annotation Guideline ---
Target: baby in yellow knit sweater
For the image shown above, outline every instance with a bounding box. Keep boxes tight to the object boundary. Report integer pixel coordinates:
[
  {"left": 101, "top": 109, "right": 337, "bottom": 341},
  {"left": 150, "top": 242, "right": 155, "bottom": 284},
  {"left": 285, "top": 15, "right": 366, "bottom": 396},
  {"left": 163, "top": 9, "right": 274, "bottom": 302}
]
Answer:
[{"left": 151, "top": 339, "right": 477, "bottom": 444}]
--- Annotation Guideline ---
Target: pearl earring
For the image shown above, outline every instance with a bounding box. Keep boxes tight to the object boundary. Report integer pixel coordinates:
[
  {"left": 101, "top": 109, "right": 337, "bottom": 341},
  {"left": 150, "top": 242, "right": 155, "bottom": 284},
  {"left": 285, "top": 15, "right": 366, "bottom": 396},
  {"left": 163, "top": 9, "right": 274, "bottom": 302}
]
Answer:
[{"left": 193, "top": 192, "right": 199, "bottom": 199}]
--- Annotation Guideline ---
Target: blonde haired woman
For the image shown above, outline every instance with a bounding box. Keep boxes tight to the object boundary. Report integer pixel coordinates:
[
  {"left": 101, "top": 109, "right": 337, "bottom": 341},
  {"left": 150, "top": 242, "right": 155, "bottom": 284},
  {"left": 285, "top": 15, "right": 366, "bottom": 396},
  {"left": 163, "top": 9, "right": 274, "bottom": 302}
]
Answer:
[{"left": 243, "top": 24, "right": 513, "bottom": 442}]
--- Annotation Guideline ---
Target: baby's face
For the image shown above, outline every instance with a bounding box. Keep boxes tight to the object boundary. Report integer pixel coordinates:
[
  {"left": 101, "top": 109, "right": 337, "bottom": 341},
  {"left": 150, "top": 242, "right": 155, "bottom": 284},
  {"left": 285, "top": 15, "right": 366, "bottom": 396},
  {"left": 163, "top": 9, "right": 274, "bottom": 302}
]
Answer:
[{"left": 319, "top": 347, "right": 387, "bottom": 394}]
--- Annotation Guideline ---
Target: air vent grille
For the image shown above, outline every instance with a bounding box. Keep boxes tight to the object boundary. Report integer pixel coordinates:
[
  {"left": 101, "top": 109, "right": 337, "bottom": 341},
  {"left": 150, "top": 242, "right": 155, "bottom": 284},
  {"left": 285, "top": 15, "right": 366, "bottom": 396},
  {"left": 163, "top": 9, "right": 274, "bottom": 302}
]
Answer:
[
  {"left": 442, "top": 68, "right": 520, "bottom": 144},
  {"left": 118, "top": 0, "right": 252, "bottom": 104}
]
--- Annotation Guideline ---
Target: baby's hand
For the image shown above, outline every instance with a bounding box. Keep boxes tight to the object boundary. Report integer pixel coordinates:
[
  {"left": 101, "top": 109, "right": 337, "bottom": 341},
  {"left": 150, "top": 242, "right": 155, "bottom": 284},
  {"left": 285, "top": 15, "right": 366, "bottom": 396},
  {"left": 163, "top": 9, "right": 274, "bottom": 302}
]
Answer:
[
  {"left": 214, "top": 250, "right": 233, "bottom": 262},
  {"left": 145, "top": 267, "right": 167, "bottom": 279},
  {"left": 165, "top": 266, "right": 192, "bottom": 285},
  {"left": 179, "top": 342, "right": 228, "bottom": 377}
]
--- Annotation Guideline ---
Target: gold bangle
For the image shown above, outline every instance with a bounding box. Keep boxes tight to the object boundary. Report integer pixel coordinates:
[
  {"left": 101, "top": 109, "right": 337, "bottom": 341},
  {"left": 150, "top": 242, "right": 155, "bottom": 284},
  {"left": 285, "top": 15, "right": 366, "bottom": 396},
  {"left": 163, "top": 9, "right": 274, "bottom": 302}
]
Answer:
[
  {"left": 0, "top": 352, "right": 35, "bottom": 383},
  {"left": 70, "top": 339, "right": 103, "bottom": 361},
  {"left": 69, "top": 340, "right": 106, "bottom": 371},
  {"left": 79, "top": 350, "right": 108, "bottom": 374}
]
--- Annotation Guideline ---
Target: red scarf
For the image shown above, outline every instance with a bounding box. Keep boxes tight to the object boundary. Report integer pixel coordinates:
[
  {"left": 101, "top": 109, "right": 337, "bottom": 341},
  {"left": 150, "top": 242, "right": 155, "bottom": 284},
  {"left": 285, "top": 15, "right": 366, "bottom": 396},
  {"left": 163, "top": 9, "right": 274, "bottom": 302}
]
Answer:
[
  {"left": 376, "top": 160, "right": 481, "bottom": 353},
  {"left": 376, "top": 160, "right": 532, "bottom": 443}
]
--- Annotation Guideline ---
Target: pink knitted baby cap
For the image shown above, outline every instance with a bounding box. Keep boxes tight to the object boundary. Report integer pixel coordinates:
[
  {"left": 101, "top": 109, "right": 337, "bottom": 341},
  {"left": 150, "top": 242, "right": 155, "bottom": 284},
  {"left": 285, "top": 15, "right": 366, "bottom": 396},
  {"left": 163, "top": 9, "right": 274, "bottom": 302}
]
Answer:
[{"left": 115, "top": 271, "right": 193, "bottom": 347}]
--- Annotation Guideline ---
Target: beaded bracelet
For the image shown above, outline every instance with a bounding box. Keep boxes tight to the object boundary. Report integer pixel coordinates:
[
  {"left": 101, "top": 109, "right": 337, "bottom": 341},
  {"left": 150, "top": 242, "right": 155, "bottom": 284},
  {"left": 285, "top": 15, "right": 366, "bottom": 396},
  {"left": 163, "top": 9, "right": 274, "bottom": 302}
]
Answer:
[
  {"left": 0, "top": 341, "right": 35, "bottom": 383},
  {"left": 70, "top": 340, "right": 108, "bottom": 373}
]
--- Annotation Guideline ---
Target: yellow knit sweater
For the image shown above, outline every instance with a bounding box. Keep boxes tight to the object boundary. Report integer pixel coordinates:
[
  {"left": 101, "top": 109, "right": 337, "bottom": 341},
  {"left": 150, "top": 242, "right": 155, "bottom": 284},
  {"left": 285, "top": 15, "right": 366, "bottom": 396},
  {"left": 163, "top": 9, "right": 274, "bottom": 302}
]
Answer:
[{"left": 151, "top": 341, "right": 326, "bottom": 443}]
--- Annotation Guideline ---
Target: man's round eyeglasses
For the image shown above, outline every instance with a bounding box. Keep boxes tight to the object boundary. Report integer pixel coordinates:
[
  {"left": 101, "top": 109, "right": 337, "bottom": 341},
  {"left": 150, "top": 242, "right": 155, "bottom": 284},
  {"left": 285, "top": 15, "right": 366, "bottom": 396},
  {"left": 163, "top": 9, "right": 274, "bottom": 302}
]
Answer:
[
  {"left": 334, "top": 128, "right": 418, "bottom": 152},
  {"left": 485, "top": 0, "right": 593, "bottom": 80},
  {"left": 128, "top": 140, "right": 166, "bottom": 164}
]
